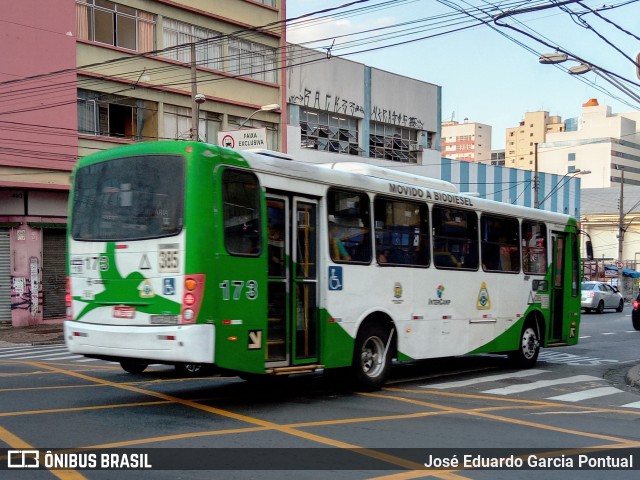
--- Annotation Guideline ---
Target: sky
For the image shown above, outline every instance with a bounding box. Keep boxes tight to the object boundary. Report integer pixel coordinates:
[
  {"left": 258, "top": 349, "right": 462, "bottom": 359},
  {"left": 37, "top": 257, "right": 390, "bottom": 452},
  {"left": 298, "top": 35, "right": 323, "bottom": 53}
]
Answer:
[{"left": 285, "top": 0, "right": 640, "bottom": 149}]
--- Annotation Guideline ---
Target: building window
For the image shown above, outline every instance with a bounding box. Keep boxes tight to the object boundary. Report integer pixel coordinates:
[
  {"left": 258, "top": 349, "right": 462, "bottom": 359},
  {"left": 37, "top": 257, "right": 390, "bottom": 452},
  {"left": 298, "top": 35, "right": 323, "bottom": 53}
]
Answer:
[
  {"left": 370, "top": 122, "right": 417, "bottom": 163},
  {"left": 568, "top": 152, "right": 576, "bottom": 161},
  {"left": 78, "top": 90, "right": 158, "bottom": 140},
  {"left": 163, "top": 104, "right": 221, "bottom": 143},
  {"left": 228, "top": 38, "right": 277, "bottom": 83},
  {"left": 162, "top": 19, "right": 223, "bottom": 71},
  {"left": 76, "top": 0, "right": 155, "bottom": 52},
  {"left": 300, "top": 108, "right": 362, "bottom": 156}
]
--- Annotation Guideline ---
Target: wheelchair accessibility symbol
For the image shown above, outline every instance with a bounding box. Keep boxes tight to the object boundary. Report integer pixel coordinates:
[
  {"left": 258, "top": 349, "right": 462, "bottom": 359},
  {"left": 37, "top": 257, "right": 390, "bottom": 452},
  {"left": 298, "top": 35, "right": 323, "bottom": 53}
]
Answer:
[{"left": 328, "top": 266, "right": 343, "bottom": 291}]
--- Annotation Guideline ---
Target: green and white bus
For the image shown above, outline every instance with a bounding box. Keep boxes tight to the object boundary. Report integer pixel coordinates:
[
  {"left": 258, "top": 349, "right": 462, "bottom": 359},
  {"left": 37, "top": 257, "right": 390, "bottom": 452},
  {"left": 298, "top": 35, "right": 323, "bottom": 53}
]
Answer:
[{"left": 65, "top": 141, "right": 581, "bottom": 389}]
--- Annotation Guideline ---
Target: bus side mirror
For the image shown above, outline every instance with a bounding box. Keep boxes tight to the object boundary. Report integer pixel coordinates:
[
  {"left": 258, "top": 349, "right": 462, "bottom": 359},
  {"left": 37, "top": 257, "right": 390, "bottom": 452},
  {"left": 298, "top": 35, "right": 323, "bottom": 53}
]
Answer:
[{"left": 585, "top": 240, "right": 593, "bottom": 260}]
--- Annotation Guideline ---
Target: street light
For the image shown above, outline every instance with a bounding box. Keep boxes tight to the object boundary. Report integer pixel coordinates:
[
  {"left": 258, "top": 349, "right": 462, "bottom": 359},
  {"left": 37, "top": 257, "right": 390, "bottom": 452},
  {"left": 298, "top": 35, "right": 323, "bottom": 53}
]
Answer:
[
  {"left": 538, "top": 54, "right": 640, "bottom": 104},
  {"left": 537, "top": 169, "right": 591, "bottom": 209},
  {"left": 238, "top": 104, "right": 280, "bottom": 129}
]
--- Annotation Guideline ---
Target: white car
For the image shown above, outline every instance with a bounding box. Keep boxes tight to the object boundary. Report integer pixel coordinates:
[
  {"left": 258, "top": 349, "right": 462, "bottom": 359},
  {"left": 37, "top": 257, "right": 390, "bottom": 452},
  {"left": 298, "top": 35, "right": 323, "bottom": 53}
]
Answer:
[{"left": 581, "top": 281, "right": 624, "bottom": 313}]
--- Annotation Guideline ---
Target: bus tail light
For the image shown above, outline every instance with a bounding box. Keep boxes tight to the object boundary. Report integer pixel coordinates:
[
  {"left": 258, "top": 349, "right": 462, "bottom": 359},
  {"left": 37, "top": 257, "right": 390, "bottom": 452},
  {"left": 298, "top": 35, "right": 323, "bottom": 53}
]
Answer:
[
  {"left": 181, "top": 274, "right": 205, "bottom": 324},
  {"left": 66, "top": 277, "right": 73, "bottom": 320}
]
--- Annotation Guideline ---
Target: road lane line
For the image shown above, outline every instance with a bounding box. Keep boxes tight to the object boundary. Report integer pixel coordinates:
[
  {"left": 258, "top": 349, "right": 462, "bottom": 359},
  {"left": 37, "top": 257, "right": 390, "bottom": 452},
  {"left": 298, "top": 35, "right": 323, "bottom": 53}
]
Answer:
[
  {"left": 0, "top": 426, "right": 86, "bottom": 480},
  {"left": 23, "top": 361, "right": 439, "bottom": 474}
]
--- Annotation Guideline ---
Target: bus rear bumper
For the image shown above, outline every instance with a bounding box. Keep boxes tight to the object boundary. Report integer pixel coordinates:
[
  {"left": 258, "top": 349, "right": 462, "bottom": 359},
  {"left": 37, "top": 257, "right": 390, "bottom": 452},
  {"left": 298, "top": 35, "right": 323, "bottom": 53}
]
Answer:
[{"left": 64, "top": 321, "right": 215, "bottom": 364}]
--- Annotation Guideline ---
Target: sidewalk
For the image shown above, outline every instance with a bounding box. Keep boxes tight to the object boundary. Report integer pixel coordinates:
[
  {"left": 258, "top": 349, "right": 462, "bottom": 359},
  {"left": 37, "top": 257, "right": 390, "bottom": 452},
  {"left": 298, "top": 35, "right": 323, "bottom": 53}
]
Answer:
[{"left": 0, "top": 322, "right": 64, "bottom": 347}]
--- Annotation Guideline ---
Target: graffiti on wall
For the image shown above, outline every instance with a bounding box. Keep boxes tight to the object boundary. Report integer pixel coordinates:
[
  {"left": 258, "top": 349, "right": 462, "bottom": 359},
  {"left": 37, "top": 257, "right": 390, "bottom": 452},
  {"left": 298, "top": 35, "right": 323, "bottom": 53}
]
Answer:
[
  {"left": 289, "top": 89, "right": 365, "bottom": 116},
  {"left": 289, "top": 88, "right": 425, "bottom": 129},
  {"left": 371, "top": 106, "right": 424, "bottom": 129},
  {"left": 10, "top": 257, "right": 41, "bottom": 318}
]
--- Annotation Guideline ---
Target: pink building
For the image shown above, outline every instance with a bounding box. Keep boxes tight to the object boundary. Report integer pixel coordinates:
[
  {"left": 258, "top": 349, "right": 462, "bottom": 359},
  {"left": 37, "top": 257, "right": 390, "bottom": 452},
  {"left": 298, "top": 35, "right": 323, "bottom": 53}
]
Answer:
[{"left": 0, "top": 0, "right": 77, "bottom": 326}]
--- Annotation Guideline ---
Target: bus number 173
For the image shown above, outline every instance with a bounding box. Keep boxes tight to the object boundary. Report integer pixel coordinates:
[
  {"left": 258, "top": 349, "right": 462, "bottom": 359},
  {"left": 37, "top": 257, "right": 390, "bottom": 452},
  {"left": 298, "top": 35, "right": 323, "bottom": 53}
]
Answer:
[{"left": 219, "top": 280, "right": 258, "bottom": 301}]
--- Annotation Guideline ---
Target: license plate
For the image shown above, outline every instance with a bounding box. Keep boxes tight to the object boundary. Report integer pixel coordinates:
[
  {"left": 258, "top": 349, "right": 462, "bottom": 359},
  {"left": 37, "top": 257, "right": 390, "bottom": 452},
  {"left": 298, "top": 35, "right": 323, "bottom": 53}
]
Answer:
[{"left": 113, "top": 306, "right": 136, "bottom": 319}]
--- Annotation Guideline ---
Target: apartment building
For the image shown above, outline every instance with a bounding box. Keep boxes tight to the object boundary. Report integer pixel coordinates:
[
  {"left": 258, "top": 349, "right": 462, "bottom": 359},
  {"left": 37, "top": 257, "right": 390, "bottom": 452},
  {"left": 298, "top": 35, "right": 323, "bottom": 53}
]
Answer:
[
  {"left": 505, "top": 111, "right": 564, "bottom": 170},
  {"left": 0, "top": 0, "right": 284, "bottom": 326},
  {"left": 440, "top": 121, "right": 492, "bottom": 164},
  {"left": 538, "top": 99, "right": 640, "bottom": 188}
]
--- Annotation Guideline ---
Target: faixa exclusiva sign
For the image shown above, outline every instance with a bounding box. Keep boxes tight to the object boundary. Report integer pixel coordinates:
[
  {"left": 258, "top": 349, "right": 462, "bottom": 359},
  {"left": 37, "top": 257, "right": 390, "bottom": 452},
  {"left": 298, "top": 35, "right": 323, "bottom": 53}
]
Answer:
[{"left": 218, "top": 128, "right": 268, "bottom": 150}]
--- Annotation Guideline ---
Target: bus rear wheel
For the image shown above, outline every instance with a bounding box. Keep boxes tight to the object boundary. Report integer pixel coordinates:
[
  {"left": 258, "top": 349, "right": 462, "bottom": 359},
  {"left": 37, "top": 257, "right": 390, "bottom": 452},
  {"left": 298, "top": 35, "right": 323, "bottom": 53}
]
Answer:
[
  {"left": 353, "top": 323, "right": 392, "bottom": 391},
  {"left": 120, "top": 360, "right": 148, "bottom": 374},
  {"left": 508, "top": 322, "right": 540, "bottom": 369}
]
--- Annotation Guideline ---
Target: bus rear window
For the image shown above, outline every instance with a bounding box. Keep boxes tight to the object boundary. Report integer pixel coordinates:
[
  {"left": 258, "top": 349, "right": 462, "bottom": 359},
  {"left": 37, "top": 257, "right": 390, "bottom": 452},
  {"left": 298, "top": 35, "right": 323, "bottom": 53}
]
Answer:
[{"left": 71, "top": 155, "right": 185, "bottom": 241}]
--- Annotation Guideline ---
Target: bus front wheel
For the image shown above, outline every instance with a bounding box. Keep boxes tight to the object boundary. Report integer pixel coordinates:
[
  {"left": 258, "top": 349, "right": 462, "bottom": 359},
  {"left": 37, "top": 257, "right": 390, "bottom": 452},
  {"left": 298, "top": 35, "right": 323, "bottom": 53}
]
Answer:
[
  {"left": 508, "top": 322, "right": 540, "bottom": 369},
  {"left": 120, "top": 360, "right": 148, "bottom": 374},
  {"left": 353, "top": 323, "right": 392, "bottom": 391}
]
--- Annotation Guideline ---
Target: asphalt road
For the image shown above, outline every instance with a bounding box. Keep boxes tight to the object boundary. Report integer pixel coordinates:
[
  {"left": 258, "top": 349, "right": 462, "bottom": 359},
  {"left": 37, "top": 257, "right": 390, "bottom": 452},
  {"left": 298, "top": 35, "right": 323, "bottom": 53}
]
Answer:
[{"left": 0, "top": 310, "right": 639, "bottom": 479}]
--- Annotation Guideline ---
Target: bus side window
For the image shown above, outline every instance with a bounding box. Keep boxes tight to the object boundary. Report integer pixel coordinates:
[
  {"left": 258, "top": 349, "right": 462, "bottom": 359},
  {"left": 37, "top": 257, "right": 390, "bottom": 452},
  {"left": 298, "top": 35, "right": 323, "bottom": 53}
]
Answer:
[
  {"left": 327, "top": 189, "right": 371, "bottom": 264},
  {"left": 222, "top": 169, "right": 262, "bottom": 256},
  {"left": 522, "top": 220, "right": 547, "bottom": 274},
  {"left": 481, "top": 214, "right": 520, "bottom": 273},
  {"left": 432, "top": 206, "right": 478, "bottom": 270},
  {"left": 374, "top": 196, "right": 429, "bottom": 267}
]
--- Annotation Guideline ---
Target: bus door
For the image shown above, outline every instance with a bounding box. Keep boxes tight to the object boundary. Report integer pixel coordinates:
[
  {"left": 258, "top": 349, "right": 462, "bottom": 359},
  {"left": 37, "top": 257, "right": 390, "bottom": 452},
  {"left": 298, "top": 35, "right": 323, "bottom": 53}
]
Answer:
[
  {"left": 550, "top": 231, "right": 569, "bottom": 341},
  {"left": 265, "top": 195, "right": 318, "bottom": 367}
]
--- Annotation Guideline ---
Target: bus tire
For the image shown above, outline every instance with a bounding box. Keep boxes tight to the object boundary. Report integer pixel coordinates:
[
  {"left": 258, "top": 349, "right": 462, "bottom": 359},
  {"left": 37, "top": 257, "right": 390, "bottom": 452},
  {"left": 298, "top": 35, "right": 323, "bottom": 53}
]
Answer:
[
  {"left": 120, "top": 360, "right": 148, "bottom": 374},
  {"left": 508, "top": 321, "right": 540, "bottom": 369},
  {"left": 352, "top": 323, "right": 392, "bottom": 391}
]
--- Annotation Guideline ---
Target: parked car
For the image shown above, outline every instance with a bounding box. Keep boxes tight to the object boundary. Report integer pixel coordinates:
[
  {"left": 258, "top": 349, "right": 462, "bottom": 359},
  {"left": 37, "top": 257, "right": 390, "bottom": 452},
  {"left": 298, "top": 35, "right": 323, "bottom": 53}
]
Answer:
[
  {"left": 581, "top": 281, "right": 624, "bottom": 313},
  {"left": 632, "top": 294, "right": 640, "bottom": 330}
]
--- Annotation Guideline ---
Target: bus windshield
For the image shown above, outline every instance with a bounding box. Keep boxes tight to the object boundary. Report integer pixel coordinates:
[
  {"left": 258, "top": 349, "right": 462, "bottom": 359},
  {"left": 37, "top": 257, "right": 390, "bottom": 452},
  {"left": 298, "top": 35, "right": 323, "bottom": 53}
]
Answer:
[{"left": 71, "top": 155, "right": 185, "bottom": 241}]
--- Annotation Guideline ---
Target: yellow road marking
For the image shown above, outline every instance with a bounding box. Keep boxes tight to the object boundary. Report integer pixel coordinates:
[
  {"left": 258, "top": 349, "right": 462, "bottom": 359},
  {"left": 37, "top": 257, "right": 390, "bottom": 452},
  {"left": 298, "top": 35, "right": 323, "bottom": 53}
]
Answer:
[
  {"left": 23, "top": 362, "right": 434, "bottom": 473},
  {"left": 4, "top": 360, "right": 640, "bottom": 479},
  {"left": 366, "top": 389, "right": 632, "bottom": 443},
  {"left": 0, "top": 426, "right": 86, "bottom": 480}
]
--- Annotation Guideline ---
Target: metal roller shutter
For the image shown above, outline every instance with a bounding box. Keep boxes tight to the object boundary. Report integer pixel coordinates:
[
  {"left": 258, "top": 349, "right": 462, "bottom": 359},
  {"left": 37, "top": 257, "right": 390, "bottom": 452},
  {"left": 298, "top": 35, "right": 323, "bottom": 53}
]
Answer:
[{"left": 42, "top": 229, "right": 66, "bottom": 320}]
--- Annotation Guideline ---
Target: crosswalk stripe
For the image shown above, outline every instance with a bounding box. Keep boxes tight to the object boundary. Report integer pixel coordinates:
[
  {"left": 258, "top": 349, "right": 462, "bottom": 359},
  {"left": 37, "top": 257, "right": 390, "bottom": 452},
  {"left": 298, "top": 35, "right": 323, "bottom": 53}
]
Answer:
[
  {"left": 545, "top": 386, "right": 622, "bottom": 402},
  {"left": 37, "top": 355, "right": 84, "bottom": 361},
  {"left": 620, "top": 400, "right": 640, "bottom": 409},
  {"left": 0, "top": 348, "right": 68, "bottom": 358},
  {"left": 6, "top": 350, "right": 71, "bottom": 360},
  {"left": 422, "top": 369, "right": 548, "bottom": 389},
  {"left": 482, "top": 375, "right": 601, "bottom": 395}
]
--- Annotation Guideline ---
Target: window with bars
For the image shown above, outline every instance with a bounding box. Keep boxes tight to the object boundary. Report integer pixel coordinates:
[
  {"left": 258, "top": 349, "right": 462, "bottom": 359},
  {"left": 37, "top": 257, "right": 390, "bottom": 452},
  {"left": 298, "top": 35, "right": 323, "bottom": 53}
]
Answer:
[
  {"left": 76, "top": 0, "right": 155, "bottom": 52},
  {"left": 300, "top": 108, "right": 363, "bottom": 157}
]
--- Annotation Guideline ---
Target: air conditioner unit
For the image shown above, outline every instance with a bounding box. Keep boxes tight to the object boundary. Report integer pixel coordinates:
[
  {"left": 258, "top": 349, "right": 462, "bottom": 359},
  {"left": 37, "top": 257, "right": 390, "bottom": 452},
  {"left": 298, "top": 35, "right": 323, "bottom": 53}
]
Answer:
[{"left": 409, "top": 144, "right": 423, "bottom": 152}]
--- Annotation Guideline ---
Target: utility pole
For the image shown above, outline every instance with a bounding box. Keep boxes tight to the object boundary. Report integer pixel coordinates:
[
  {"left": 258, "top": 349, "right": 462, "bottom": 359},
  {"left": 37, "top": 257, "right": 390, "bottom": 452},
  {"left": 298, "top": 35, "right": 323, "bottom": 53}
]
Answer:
[
  {"left": 618, "top": 166, "right": 625, "bottom": 292},
  {"left": 533, "top": 142, "right": 539, "bottom": 208},
  {"left": 190, "top": 42, "right": 198, "bottom": 141}
]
